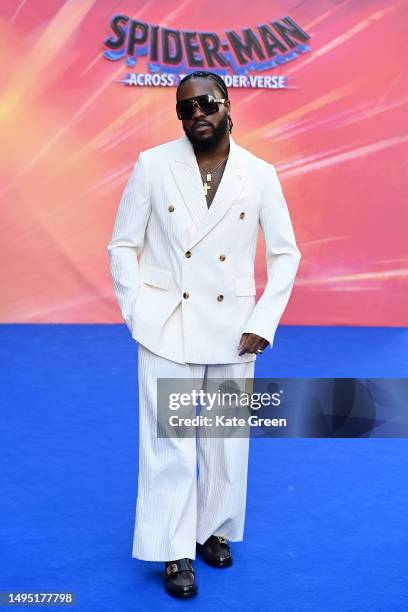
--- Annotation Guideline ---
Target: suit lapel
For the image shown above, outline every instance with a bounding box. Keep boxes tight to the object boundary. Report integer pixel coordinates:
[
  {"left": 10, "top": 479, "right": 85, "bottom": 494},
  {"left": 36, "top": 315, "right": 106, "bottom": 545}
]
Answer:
[
  {"left": 169, "top": 134, "right": 247, "bottom": 250},
  {"left": 169, "top": 136, "right": 207, "bottom": 228}
]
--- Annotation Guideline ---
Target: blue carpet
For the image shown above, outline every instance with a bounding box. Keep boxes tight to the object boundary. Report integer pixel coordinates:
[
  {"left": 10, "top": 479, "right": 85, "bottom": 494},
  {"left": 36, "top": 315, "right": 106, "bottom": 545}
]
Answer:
[{"left": 0, "top": 324, "right": 407, "bottom": 611}]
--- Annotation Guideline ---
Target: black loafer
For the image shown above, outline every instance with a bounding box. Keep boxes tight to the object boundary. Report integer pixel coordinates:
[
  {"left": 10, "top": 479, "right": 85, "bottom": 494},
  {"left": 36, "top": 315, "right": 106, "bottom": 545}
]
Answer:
[
  {"left": 164, "top": 558, "right": 198, "bottom": 598},
  {"left": 196, "top": 535, "right": 233, "bottom": 567}
]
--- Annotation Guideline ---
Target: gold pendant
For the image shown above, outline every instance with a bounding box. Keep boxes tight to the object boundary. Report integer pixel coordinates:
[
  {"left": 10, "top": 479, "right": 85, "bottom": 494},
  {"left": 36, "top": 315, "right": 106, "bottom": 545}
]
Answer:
[{"left": 203, "top": 182, "right": 211, "bottom": 196}]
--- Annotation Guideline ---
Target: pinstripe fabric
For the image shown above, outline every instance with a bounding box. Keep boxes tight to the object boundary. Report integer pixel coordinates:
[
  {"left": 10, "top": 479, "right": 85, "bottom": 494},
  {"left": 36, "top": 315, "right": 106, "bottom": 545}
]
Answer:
[
  {"left": 107, "top": 134, "right": 301, "bottom": 365},
  {"left": 132, "top": 343, "right": 255, "bottom": 562}
]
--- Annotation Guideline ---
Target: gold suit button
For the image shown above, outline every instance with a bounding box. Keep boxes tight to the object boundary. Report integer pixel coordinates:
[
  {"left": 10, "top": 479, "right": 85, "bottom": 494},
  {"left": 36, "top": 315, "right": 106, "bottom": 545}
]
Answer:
[
  {"left": 217, "top": 294, "right": 224, "bottom": 302},
  {"left": 219, "top": 254, "right": 226, "bottom": 261},
  {"left": 168, "top": 205, "right": 175, "bottom": 212},
  {"left": 183, "top": 291, "right": 190, "bottom": 299},
  {"left": 185, "top": 250, "right": 192, "bottom": 258},
  {"left": 239, "top": 211, "right": 245, "bottom": 219}
]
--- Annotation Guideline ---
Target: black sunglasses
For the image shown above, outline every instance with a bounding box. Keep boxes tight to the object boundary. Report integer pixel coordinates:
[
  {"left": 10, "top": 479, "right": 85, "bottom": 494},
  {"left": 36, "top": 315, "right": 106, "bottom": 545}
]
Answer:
[{"left": 176, "top": 94, "right": 227, "bottom": 120}]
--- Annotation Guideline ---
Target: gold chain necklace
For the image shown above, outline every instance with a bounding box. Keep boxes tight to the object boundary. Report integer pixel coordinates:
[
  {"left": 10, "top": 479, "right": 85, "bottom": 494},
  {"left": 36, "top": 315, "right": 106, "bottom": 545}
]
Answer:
[{"left": 198, "top": 155, "right": 229, "bottom": 196}]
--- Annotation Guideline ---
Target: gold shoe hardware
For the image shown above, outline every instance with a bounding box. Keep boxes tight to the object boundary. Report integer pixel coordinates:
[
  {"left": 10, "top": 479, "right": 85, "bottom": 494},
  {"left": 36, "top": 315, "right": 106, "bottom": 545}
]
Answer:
[{"left": 166, "top": 563, "right": 179, "bottom": 575}]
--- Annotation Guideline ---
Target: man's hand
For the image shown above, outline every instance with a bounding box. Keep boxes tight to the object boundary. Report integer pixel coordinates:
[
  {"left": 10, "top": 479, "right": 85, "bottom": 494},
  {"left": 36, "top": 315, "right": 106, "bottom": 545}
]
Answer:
[{"left": 238, "top": 333, "right": 269, "bottom": 356}]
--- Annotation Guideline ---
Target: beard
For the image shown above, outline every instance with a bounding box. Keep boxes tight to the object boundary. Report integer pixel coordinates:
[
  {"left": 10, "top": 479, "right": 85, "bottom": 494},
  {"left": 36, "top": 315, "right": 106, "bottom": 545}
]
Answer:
[{"left": 183, "top": 113, "right": 229, "bottom": 152}]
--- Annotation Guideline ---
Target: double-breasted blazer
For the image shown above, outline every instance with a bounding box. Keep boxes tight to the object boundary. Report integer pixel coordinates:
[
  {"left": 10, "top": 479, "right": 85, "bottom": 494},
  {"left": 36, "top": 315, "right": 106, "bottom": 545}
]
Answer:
[{"left": 107, "top": 134, "right": 301, "bottom": 364}]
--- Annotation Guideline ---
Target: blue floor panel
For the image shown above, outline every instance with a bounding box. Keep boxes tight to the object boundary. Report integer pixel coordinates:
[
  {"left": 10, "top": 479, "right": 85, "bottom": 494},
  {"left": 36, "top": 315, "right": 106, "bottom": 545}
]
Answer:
[{"left": 0, "top": 324, "right": 407, "bottom": 611}]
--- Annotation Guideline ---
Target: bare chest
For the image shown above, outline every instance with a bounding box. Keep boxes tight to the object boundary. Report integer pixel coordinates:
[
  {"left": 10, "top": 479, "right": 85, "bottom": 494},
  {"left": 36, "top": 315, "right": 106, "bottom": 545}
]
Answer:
[{"left": 199, "top": 159, "right": 228, "bottom": 209}]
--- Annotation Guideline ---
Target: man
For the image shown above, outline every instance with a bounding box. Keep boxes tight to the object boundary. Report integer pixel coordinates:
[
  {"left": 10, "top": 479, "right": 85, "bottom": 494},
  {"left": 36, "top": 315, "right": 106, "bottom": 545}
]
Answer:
[{"left": 107, "top": 70, "right": 301, "bottom": 598}]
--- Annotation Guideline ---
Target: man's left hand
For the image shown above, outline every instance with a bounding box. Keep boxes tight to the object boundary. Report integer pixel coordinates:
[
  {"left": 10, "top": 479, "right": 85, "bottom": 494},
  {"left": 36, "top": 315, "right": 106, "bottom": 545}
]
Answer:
[{"left": 238, "top": 333, "right": 269, "bottom": 356}]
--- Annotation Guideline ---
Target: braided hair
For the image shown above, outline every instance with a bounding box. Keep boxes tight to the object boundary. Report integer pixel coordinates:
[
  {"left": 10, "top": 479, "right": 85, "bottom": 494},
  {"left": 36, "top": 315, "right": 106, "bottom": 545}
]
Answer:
[{"left": 176, "top": 70, "right": 234, "bottom": 134}]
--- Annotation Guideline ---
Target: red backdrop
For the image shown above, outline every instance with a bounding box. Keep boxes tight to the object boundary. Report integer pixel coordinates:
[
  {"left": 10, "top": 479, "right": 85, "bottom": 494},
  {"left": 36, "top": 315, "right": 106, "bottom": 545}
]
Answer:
[{"left": 1, "top": 0, "right": 407, "bottom": 325}]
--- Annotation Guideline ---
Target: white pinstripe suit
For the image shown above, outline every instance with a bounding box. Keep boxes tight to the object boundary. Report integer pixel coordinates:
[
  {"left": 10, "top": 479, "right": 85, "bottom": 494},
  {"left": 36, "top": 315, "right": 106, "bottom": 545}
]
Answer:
[
  {"left": 134, "top": 344, "right": 255, "bottom": 561},
  {"left": 107, "top": 134, "right": 301, "bottom": 365},
  {"left": 107, "top": 134, "right": 300, "bottom": 561}
]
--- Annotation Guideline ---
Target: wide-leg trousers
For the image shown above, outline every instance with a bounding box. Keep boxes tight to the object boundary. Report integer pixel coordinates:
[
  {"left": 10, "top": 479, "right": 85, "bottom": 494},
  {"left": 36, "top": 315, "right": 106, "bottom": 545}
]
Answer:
[{"left": 132, "top": 343, "right": 256, "bottom": 561}]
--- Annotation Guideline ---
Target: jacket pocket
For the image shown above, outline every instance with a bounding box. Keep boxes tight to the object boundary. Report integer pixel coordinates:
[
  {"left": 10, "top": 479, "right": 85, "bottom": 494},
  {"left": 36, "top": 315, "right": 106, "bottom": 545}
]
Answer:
[
  {"left": 140, "top": 263, "right": 171, "bottom": 290},
  {"left": 234, "top": 276, "right": 256, "bottom": 296}
]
